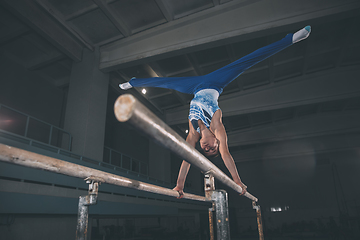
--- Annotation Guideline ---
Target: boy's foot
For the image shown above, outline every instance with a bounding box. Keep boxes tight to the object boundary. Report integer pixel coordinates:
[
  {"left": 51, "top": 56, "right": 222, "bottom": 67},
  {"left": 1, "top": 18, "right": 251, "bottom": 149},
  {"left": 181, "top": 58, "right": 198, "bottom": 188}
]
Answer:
[
  {"left": 292, "top": 26, "right": 311, "bottom": 43},
  {"left": 119, "top": 82, "right": 132, "bottom": 90}
]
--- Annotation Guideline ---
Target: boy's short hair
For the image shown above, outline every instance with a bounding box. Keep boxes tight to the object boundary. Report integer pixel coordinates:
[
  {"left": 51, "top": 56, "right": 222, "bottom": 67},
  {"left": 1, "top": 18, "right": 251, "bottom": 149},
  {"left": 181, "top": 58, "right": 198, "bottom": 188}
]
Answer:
[
  {"left": 197, "top": 138, "right": 220, "bottom": 159},
  {"left": 198, "top": 146, "right": 220, "bottom": 159}
]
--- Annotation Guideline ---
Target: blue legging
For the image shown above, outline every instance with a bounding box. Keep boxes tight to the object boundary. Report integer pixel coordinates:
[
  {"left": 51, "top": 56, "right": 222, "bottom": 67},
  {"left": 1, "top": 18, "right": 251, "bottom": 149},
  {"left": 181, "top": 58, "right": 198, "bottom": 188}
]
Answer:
[{"left": 128, "top": 33, "right": 293, "bottom": 95}]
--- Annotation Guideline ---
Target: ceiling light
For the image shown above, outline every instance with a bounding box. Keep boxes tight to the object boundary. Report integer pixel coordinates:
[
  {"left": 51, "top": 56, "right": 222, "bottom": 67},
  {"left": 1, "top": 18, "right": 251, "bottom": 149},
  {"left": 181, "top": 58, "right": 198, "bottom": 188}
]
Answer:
[{"left": 141, "top": 88, "right": 146, "bottom": 94}]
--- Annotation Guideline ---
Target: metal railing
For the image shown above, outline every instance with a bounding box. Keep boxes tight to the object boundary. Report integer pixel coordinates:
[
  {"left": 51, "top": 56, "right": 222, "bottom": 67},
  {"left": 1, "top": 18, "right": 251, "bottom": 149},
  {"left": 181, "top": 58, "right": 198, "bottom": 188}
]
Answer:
[
  {"left": 103, "top": 146, "right": 149, "bottom": 176},
  {"left": 0, "top": 104, "right": 177, "bottom": 188},
  {"left": 0, "top": 127, "right": 155, "bottom": 182},
  {"left": 0, "top": 104, "right": 72, "bottom": 150},
  {"left": 0, "top": 104, "right": 150, "bottom": 178}
]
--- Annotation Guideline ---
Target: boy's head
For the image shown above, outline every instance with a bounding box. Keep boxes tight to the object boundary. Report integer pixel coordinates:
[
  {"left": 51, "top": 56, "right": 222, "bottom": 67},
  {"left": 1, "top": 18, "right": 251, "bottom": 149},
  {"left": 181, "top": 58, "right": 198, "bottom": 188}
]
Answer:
[{"left": 199, "top": 135, "right": 220, "bottom": 157}]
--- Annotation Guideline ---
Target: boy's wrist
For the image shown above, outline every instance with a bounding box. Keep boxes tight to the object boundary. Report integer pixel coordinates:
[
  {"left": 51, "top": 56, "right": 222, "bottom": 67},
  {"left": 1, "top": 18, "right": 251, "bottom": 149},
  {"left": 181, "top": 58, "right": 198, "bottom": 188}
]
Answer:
[{"left": 234, "top": 179, "right": 242, "bottom": 185}]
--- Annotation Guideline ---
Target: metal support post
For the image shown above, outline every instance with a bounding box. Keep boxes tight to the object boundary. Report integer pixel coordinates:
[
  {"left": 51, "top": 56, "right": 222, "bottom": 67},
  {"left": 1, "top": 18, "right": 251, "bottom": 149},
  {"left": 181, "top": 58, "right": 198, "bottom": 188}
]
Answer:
[
  {"left": 205, "top": 173, "right": 215, "bottom": 240},
  {"left": 76, "top": 177, "right": 103, "bottom": 240},
  {"left": 252, "top": 201, "right": 264, "bottom": 240},
  {"left": 212, "top": 190, "right": 231, "bottom": 240}
]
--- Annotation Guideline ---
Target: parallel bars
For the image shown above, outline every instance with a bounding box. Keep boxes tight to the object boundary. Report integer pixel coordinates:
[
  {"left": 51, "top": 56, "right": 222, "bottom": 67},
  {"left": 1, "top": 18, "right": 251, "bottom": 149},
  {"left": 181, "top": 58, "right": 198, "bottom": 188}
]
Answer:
[
  {"left": 114, "top": 94, "right": 258, "bottom": 202},
  {"left": 0, "top": 93, "right": 260, "bottom": 240}
]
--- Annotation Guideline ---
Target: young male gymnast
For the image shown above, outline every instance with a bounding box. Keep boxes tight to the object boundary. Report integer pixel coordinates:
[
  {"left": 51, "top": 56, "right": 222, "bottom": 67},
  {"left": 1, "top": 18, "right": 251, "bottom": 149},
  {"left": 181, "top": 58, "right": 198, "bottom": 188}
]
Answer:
[{"left": 120, "top": 26, "right": 311, "bottom": 197}]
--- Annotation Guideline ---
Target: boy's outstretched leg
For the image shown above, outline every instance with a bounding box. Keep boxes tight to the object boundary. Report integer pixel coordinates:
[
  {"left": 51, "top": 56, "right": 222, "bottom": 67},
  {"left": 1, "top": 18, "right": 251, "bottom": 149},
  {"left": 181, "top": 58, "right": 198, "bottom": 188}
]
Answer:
[
  {"left": 199, "top": 26, "right": 312, "bottom": 92},
  {"left": 119, "top": 26, "right": 312, "bottom": 93}
]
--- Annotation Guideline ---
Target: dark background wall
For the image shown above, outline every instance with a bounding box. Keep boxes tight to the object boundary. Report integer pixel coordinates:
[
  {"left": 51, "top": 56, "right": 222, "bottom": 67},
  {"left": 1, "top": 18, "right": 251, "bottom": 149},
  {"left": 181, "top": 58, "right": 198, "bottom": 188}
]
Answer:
[{"left": 0, "top": 53, "right": 65, "bottom": 127}]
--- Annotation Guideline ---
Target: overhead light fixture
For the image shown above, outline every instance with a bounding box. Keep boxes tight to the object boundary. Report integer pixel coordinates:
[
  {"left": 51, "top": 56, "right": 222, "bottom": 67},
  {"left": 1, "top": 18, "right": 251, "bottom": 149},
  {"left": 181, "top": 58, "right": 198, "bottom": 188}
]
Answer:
[
  {"left": 185, "top": 129, "right": 189, "bottom": 133},
  {"left": 270, "top": 207, "right": 282, "bottom": 212},
  {"left": 141, "top": 88, "right": 146, "bottom": 94},
  {"left": 270, "top": 206, "right": 289, "bottom": 212}
]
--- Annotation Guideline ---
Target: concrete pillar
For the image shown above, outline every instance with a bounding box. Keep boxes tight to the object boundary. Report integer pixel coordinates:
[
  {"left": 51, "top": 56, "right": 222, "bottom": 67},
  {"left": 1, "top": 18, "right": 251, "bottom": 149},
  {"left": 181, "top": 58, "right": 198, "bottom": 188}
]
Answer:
[
  {"left": 148, "top": 141, "right": 171, "bottom": 183},
  {"left": 64, "top": 47, "right": 109, "bottom": 161}
]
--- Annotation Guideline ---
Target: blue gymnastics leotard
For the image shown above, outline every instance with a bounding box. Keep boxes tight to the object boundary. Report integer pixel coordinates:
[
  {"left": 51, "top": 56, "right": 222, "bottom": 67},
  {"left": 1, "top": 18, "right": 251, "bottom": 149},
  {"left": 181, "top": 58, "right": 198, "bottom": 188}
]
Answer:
[{"left": 189, "top": 89, "right": 220, "bottom": 133}]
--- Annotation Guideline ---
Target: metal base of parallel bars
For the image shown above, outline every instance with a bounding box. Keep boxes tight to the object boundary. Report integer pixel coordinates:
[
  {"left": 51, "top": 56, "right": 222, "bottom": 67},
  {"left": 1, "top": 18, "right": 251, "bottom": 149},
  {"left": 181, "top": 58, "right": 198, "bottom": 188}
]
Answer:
[
  {"left": 253, "top": 201, "right": 264, "bottom": 240},
  {"left": 205, "top": 173, "right": 216, "bottom": 240},
  {"left": 205, "top": 173, "right": 231, "bottom": 240},
  {"left": 212, "top": 190, "right": 231, "bottom": 240},
  {"left": 76, "top": 177, "right": 103, "bottom": 240}
]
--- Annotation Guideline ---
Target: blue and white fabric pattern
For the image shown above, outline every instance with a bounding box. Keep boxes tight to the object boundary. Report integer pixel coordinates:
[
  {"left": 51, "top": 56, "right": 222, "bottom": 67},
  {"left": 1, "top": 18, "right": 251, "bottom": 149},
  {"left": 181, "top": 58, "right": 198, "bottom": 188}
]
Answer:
[{"left": 188, "top": 89, "right": 220, "bottom": 133}]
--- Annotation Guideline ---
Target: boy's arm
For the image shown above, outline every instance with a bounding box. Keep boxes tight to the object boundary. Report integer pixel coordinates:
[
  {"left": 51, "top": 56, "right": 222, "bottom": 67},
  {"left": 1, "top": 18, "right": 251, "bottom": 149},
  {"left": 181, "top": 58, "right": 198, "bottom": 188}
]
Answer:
[
  {"left": 212, "top": 111, "right": 247, "bottom": 194},
  {"left": 173, "top": 120, "right": 200, "bottom": 198}
]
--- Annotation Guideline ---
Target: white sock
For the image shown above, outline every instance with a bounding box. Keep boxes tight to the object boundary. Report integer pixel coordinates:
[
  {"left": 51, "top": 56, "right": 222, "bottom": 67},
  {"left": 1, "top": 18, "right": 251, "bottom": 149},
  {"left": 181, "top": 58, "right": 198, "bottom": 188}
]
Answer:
[
  {"left": 292, "top": 26, "right": 311, "bottom": 43},
  {"left": 119, "top": 82, "right": 132, "bottom": 90}
]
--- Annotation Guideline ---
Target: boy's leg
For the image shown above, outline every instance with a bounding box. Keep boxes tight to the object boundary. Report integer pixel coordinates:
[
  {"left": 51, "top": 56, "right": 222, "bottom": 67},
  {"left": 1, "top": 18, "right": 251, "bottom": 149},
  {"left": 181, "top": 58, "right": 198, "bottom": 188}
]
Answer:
[
  {"left": 204, "top": 26, "right": 311, "bottom": 91},
  {"left": 120, "top": 76, "right": 205, "bottom": 94},
  {"left": 120, "top": 26, "right": 311, "bottom": 94}
]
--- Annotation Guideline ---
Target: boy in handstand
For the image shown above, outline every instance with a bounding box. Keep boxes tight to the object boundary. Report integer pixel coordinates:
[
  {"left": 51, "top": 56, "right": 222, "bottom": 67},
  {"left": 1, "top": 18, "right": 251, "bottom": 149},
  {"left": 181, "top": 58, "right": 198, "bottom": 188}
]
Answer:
[{"left": 120, "top": 26, "right": 311, "bottom": 197}]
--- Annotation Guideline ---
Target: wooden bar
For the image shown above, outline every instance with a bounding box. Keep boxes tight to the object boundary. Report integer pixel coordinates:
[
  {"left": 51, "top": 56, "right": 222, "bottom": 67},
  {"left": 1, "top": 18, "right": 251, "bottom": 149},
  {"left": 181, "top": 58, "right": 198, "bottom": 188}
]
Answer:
[{"left": 0, "top": 143, "right": 209, "bottom": 202}]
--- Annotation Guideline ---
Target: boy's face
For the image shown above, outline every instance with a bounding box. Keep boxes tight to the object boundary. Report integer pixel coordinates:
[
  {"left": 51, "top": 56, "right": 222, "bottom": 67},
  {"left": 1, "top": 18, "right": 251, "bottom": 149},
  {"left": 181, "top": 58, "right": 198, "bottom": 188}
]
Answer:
[{"left": 200, "top": 135, "right": 219, "bottom": 157}]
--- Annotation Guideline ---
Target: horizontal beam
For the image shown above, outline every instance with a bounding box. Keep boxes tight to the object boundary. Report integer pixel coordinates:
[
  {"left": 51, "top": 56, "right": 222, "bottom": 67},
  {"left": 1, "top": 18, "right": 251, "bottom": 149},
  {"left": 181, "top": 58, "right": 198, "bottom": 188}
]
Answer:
[
  {"left": 99, "top": 0, "right": 360, "bottom": 71},
  {"left": 155, "top": 0, "right": 174, "bottom": 22},
  {"left": 0, "top": 144, "right": 209, "bottom": 202},
  {"left": 92, "top": 0, "right": 131, "bottom": 37},
  {"left": 35, "top": 0, "right": 94, "bottom": 52},
  {"left": 114, "top": 94, "right": 258, "bottom": 202},
  {"left": 165, "top": 67, "right": 360, "bottom": 125}
]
